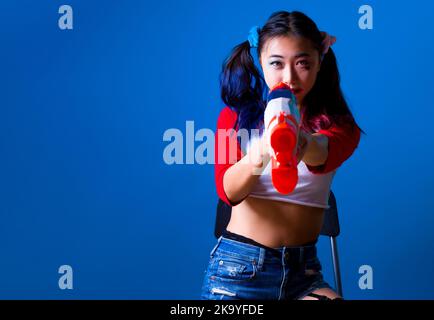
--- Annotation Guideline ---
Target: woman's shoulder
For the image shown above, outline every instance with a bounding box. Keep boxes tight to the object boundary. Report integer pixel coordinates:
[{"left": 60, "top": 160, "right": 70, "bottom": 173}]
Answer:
[{"left": 217, "top": 106, "right": 238, "bottom": 129}]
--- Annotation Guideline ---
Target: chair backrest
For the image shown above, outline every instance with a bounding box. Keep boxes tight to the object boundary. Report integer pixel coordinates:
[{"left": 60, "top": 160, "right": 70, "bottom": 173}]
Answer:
[
  {"left": 319, "top": 190, "right": 340, "bottom": 238},
  {"left": 214, "top": 199, "right": 232, "bottom": 238},
  {"left": 214, "top": 191, "right": 341, "bottom": 239}
]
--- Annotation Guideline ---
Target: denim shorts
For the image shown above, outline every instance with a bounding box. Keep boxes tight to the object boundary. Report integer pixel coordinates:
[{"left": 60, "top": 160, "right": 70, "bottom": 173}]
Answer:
[{"left": 200, "top": 234, "right": 332, "bottom": 300}]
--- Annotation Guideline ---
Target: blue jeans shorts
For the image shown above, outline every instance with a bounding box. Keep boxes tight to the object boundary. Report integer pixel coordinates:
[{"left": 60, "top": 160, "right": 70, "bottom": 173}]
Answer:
[{"left": 200, "top": 234, "right": 332, "bottom": 300}]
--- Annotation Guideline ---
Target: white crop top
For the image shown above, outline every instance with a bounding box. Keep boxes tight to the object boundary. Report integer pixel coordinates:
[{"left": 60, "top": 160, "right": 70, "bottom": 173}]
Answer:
[{"left": 242, "top": 134, "right": 336, "bottom": 209}]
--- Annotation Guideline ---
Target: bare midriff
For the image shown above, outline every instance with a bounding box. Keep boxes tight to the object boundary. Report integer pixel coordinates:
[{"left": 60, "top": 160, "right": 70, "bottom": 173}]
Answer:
[{"left": 226, "top": 196, "right": 325, "bottom": 248}]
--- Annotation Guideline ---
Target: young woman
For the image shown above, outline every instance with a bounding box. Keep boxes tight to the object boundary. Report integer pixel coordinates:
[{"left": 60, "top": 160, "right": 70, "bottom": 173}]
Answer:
[{"left": 201, "top": 10, "right": 363, "bottom": 300}]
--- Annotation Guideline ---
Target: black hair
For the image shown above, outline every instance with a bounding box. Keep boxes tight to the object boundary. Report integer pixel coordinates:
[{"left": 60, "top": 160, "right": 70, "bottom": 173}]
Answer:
[{"left": 220, "top": 10, "right": 364, "bottom": 135}]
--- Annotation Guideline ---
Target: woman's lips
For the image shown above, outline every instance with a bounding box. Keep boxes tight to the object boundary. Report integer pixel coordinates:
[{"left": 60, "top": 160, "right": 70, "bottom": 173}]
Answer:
[{"left": 291, "top": 88, "right": 303, "bottom": 95}]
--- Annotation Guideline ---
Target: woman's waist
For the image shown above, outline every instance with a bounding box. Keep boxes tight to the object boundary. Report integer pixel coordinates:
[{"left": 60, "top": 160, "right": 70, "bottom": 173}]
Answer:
[
  {"left": 228, "top": 196, "right": 324, "bottom": 247},
  {"left": 214, "top": 232, "right": 319, "bottom": 267}
]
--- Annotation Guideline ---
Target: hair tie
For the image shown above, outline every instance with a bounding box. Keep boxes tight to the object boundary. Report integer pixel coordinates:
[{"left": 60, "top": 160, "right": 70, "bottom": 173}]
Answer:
[
  {"left": 248, "top": 26, "right": 260, "bottom": 48},
  {"left": 320, "top": 31, "right": 337, "bottom": 61}
]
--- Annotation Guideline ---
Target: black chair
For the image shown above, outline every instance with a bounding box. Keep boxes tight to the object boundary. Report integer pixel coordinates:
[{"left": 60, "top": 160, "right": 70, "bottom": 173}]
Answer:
[{"left": 214, "top": 190, "right": 343, "bottom": 297}]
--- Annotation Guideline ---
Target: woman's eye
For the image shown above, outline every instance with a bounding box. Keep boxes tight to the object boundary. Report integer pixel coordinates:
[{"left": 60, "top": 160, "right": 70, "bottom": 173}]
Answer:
[
  {"left": 297, "top": 60, "right": 310, "bottom": 68},
  {"left": 270, "top": 61, "right": 282, "bottom": 67}
]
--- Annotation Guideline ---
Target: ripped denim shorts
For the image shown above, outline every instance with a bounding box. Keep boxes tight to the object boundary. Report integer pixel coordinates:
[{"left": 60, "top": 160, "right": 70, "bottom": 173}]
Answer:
[{"left": 200, "top": 233, "right": 332, "bottom": 300}]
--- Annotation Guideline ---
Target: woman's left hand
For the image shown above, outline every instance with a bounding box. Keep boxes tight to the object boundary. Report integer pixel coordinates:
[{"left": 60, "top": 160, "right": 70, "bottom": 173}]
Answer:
[{"left": 296, "top": 129, "right": 311, "bottom": 164}]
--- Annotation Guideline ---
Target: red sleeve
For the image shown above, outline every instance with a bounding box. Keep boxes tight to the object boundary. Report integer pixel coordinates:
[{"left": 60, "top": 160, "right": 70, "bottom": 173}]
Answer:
[
  {"left": 214, "top": 107, "right": 245, "bottom": 206},
  {"left": 306, "top": 122, "right": 361, "bottom": 174}
]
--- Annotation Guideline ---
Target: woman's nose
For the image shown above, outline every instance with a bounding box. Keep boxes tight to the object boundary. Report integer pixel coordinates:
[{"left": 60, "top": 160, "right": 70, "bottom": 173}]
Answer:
[{"left": 283, "top": 66, "right": 298, "bottom": 85}]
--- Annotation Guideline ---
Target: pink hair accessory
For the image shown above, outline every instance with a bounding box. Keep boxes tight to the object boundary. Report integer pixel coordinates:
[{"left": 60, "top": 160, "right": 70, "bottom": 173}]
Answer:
[{"left": 320, "top": 31, "right": 337, "bottom": 59}]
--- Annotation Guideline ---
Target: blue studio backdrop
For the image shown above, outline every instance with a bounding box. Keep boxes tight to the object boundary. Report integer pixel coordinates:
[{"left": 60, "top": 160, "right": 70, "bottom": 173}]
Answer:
[{"left": 1, "top": 0, "right": 434, "bottom": 299}]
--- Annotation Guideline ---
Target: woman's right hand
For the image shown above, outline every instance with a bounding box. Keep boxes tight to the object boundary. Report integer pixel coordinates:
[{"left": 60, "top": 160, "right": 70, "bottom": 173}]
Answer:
[{"left": 248, "top": 132, "right": 271, "bottom": 174}]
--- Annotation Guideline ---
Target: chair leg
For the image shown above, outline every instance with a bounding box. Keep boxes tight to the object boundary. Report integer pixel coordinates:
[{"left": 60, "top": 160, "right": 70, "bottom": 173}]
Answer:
[{"left": 330, "top": 236, "right": 343, "bottom": 297}]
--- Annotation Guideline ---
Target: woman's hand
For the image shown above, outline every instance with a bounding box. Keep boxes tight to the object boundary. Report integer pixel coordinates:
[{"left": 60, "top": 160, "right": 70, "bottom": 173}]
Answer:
[
  {"left": 296, "top": 129, "right": 312, "bottom": 164},
  {"left": 253, "top": 129, "right": 310, "bottom": 167},
  {"left": 249, "top": 129, "right": 318, "bottom": 170},
  {"left": 245, "top": 132, "right": 271, "bottom": 175},
  {"left": 256, "top": 132, "right": 271, "bottom": 168}
]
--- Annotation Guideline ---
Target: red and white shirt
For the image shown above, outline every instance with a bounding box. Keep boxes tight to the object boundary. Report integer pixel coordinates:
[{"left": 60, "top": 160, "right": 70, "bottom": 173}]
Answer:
[{"left": 214, "top": 106, "right": 361, "bottom": 208}]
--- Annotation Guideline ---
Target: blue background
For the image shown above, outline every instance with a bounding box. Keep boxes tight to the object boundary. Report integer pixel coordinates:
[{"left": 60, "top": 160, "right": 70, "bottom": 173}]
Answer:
[{"left": 1, "top": 0, "right": 433, "bottom": 299}]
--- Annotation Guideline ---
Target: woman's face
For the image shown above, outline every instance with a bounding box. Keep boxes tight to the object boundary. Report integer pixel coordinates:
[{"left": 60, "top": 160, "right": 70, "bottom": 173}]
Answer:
[{"left": 260, "top": 35, "right": 321, "bottom": 106}]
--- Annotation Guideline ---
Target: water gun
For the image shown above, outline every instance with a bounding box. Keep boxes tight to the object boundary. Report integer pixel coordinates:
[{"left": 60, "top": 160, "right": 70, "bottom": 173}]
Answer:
[{"left": 264, "top": 82, "right": 301, "bottom": 194}]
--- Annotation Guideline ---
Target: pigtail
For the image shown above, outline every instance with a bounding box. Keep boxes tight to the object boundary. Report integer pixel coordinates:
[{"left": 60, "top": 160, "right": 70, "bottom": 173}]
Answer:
[
  {"left": 301, "top": 48, "right": 365, "bottom": 134},
  {"left": 220, "top": 41, "right": 265, "bottom": 132}
]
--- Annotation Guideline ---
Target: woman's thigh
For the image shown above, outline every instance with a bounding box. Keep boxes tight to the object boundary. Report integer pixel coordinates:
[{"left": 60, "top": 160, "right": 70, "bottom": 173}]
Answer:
[{"left": 289, "top": 256, "right": 335, "bottom": 300}]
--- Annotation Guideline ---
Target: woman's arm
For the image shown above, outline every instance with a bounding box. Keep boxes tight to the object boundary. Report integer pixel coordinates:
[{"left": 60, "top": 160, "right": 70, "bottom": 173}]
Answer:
[
  {"left": 215, "top": 107, "right": 271, "bottom": 206},
  {"left": 299, "top": 131, "right": 329, "bottom": 167},
  {"left": 299, "top": 123, "right": 361, "bottom": 174},
  {"left": 223, "top": 134, "right": 271, "bottom": 205}
]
